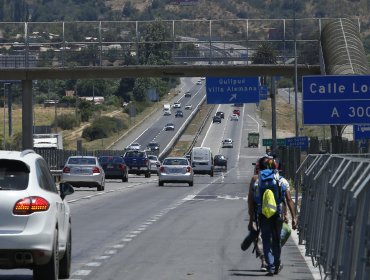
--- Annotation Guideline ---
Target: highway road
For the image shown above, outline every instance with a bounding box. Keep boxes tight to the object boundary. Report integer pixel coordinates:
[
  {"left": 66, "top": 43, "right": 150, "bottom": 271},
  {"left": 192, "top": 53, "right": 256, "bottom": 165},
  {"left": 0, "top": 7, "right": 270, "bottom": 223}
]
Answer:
[{"left": 0, "top": 81, "right": 316, "bottom": 279}]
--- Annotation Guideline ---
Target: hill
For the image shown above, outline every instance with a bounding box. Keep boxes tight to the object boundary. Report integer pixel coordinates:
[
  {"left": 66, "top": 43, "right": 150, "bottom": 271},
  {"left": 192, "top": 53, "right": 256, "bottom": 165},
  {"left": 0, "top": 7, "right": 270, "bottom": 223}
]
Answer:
[{"left": 1, "top": 0, "right": 367, "bottom": 22}]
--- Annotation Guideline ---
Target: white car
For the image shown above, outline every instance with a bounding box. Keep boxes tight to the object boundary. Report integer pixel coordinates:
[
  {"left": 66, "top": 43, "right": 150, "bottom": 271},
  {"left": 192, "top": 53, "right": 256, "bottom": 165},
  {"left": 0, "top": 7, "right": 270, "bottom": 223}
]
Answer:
[
  {"left": 158, "top": 157, "right": 194, "bottom": 186},
  {"left": 163, "top": 109, "right": 172, "bottom": 116},
  {"left": 230, "top": 114, "right": 239, "bottom": 121},
  {"left": 127, "top": 142, "right": 141, "bottom": 150},
  {"left": 148, "top": 155, "right": 161, "bottom": 174},
  {"left": 196, "top": 80, "right": 202, "bottom": 85},
  {"left": 173, "top": 102, "right": 181, "bottom": 108},
  {"left": 222, "top": 138, "right": 233, "bottom": 148},
  {"left": 0, "top": 150, "right": 75, "bottom": 279},
  {"left": 61, "top": 156, "right": 105, "bottom": 191},
  {"left": 184, "top": 104, "right": 193, "bottom": 110}
]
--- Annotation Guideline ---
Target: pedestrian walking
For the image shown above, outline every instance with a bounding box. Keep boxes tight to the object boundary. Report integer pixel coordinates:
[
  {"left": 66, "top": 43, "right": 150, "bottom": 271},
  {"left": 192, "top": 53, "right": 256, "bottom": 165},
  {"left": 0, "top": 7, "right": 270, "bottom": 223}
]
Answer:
[{"left": 248, "top": 156, "right": 297, "bottom": 276}]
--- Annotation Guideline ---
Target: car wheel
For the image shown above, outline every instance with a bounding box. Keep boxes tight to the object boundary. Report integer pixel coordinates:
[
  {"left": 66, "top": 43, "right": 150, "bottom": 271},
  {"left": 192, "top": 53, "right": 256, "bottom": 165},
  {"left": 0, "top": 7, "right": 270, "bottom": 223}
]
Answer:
[
  {"left": 33, "top": 229, "right": 59, "bottom": 280},
  {"left": 122, "top": 174, "right": 128, "bottom": 182},
  {"left": 210, "top": 170, "right": 214, "bottom": 177},
  {"left": 59, "top": 228, "right": 71, "bottom": 279},
  {"left": 158, "top": 181, "right": 164, "bottom": 186},
  {"left": 189, "top": 181, "right": 194, "bottom": 187},
  {"left": 97, "top": 184, "right": 103, "bottom": 191}
]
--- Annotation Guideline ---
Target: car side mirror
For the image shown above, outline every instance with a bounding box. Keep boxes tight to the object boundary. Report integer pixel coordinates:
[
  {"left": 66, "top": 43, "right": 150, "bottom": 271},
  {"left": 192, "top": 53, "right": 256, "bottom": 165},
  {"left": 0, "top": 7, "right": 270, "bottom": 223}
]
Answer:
[{"left": 60, "top": 182, "right": 75, "bottom": 200}]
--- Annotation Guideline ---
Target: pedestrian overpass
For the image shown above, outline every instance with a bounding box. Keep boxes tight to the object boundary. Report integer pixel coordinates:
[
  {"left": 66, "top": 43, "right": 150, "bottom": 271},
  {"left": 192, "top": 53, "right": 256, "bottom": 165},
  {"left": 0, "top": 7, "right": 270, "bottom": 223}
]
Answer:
[{"left": 0, "top": 18, "right": 368, "bottom": 149}]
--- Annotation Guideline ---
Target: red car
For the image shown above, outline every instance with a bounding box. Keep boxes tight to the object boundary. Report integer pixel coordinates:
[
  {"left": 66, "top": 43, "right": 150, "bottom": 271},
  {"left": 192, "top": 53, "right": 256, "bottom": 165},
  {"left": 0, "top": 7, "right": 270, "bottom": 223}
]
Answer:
[{"left": 233, "top": 109, "right": 240, "bottom": 116}]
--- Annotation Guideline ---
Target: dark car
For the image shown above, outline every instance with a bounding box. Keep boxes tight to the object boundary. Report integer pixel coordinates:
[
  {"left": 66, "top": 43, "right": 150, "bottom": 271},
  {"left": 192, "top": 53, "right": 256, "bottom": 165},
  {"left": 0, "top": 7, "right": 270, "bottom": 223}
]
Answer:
[
  {"left": 212, "top": 115, "right": 222, "bottom": 123},
  {"left": 216, "top": 111, "right": 225, "bottom": 119},
  {"left": 98, "top": 156, "right": 128, "bottom": 182},
  {"left": 184, "top": 91, "right": 192, "bottom": 97},
  {"left": 147, "top": 142, "right": 160, "bottom": 153},
  {"left": 214, "top": 154, "right": 227, "bottom": 169},
  {"left": 175, "top": 110, "right": 184, "bottom": 117},
  {"left": 164, "top": 123, "right": 175, "bottom": 131}
]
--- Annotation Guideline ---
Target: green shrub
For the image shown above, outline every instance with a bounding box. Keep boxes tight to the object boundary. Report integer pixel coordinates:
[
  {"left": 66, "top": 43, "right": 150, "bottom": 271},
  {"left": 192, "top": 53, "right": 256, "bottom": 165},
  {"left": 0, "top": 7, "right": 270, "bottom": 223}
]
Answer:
[
  {"left": 53, "top": 113, "right": 79, "bottom": 130},
  {"left": 82, "top": 116, "right": 127, "bottom": 141}
]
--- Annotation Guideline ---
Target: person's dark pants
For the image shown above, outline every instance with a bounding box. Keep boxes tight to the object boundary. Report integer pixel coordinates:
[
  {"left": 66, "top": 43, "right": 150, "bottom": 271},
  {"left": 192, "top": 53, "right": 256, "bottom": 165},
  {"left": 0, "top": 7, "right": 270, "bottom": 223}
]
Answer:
[{"left": 259, "top": 214, "right": 283, "bottom": 273}]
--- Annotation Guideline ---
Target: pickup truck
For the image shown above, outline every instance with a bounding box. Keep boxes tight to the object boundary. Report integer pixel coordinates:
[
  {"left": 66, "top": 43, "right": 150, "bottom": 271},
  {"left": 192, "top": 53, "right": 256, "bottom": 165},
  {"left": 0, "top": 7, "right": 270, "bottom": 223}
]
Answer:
[{"left": 123, "top": 150, "right": 151, "bottom": 178}]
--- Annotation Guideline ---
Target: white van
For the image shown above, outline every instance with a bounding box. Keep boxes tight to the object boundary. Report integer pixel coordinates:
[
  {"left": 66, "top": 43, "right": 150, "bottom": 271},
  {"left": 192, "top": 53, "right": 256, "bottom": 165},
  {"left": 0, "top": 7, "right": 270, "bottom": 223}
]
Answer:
[
  {"left": 163, "top": 103, "right": 171, "bottom": 115},
  {"left": 191, "top": 147, "right": 214, "bottom": 177}
]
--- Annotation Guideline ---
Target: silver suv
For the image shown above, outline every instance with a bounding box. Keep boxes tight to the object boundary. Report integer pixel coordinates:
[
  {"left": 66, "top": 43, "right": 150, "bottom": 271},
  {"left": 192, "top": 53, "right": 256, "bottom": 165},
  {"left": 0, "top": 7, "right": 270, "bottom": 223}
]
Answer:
[{"left": 0, "top": 150, "right": 74, "bottom": 280}]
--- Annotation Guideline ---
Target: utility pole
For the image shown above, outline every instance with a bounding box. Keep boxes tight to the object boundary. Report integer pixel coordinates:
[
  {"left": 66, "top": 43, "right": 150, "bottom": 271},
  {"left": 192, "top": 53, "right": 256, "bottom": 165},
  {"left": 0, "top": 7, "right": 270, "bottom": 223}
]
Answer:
[
  {"left": 293, "top": 0, "right": 299, "bottom": 137},
  {"left": 271, "top": 76, "right": 277, "bottom": 152},
  {"left": 3, "top": 83, "right": 6, "bottom": 150}
]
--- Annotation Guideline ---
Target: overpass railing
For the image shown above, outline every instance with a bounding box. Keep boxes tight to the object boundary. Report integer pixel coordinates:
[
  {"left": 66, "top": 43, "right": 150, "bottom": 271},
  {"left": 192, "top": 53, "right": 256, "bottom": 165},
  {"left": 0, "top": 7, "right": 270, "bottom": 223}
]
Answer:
[
  {"left": 0, "top": 18, "right": 360, "bottom": 69},
  {"left": 296, "top": 154, "right": 370, "bottom": 280}
]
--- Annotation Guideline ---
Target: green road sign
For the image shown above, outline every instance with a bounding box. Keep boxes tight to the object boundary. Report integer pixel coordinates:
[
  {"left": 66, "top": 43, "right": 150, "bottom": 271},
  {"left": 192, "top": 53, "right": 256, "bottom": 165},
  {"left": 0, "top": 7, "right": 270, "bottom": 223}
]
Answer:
[{"left": 262, "top": 138, "right": 286, "bottom": 147}]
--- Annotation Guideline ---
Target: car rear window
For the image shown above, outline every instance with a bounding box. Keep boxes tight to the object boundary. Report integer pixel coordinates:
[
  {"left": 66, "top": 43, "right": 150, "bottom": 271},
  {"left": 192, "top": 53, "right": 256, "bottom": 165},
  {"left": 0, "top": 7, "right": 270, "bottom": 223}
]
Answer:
[
  {"left": 68, "top": 157, "right": 96, "bottom": 165},
  {"left": 0, "top": 159, "right": 30, "bottom": 190},
  {"left": 125, "top": 151, "right": 145, "bottom": 157},
  {"left": 99, "top": 157, "right": 123, "bottom": 164},
  {"left": 164, "top": 159, "right": 188, "bottom": 165}
]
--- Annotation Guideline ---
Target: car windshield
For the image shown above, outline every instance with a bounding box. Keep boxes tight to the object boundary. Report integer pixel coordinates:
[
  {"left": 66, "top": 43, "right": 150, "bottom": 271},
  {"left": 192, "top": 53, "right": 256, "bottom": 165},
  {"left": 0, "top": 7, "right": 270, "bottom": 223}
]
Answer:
[
  {"left": 148, "top": 155, "right": 158, "bottom": 160},
  {"left": 148, "top": 143, "right": 158, "bottom": 147},
  {"left": 0, "top": 159, "right": 29, "bottom": 190},
  {"left": 163, "top": 158, "right": 188, "bottom": 165},
  {"left": 68, "top": 157, "right": 96, "bottom": 165}
]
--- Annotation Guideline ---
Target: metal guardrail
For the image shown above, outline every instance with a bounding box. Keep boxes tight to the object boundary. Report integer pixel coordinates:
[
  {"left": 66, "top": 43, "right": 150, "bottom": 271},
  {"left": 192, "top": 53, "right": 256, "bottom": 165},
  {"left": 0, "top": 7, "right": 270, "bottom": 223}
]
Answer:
[{"left": 296, "top": 154, "right": 370, "bottom": 280}]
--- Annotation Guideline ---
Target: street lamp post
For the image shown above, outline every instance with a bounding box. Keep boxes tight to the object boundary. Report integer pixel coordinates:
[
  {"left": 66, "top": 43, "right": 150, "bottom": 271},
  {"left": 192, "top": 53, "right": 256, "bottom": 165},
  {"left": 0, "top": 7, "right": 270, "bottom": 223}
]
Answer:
[
  {"left": 3, "top": 83, "right": 6, "bottom": 150},
  {"left": 293, "top": 0, "right": 299, "bottom": 137}
]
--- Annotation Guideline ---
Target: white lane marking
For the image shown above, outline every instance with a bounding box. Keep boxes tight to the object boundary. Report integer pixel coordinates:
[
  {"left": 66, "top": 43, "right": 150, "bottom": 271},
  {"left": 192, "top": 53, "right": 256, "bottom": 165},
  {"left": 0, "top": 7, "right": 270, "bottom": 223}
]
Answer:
[
  {"left": 86, "top": 262, "right": 101, "bottom": 267},
  {"left": 121, "top": 238, "right": 133, "bottom": 242},
  {"left": 112, "top": 244, "right": 125, "bottom": 249},
  {"left": 130, "top": 230, "right": 142, "bottom": 234},
  {"left": 104, "top": 250, "right": 117, "bottom": 255},
  {"left": 201, "top": 104, "right": 221, "bottom": 147},
  {"left": 95, "top": 255, "right": 111, "bottom": 260},
  {"left": 72, "top": 270, "right": 91, "bottom": 276},
  {"left": 125, "top": 234, "right": 136, "bottom": 238}
]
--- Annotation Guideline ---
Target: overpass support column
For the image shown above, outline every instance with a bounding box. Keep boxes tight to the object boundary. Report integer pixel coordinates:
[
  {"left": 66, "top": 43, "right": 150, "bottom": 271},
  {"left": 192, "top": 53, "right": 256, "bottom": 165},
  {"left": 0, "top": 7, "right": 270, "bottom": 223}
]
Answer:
[{"left": 22, "top": 79, "right": 33, "bottom": 150}]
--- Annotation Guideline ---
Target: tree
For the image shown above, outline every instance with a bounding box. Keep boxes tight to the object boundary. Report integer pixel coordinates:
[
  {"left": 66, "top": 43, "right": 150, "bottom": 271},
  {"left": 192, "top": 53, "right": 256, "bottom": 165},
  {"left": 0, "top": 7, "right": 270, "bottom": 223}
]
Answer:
[
  {"left": 137, "top": 19, "right": 172, "bottom": 65},
  {"left": 251, "top": 42, "right": 277, "bottom": 64}
]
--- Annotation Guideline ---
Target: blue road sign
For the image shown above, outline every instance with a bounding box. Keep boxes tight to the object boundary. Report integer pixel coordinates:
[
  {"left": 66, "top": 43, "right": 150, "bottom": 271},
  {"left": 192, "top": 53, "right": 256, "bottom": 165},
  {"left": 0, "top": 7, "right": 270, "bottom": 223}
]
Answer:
[
  {"left": 259, "top": 85, "right": 268, "bottom": 100},
  {"left": 353, "top": 125, "right": 370, "bottom": 140},
  {"left": 206, "top": 77, "right": 259, "bottom": 104},
  {"left": 303, "top": 75, "right": 370, "bottom": 125},
  {"left": 285, "top": 136, "right": 309, "bottom": 150}
]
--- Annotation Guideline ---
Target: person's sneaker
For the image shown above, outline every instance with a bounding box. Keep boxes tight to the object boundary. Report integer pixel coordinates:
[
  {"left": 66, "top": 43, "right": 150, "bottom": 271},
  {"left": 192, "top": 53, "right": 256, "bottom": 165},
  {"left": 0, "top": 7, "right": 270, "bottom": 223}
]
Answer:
[
  {"left": 274, "top": 263, "right": 283, "bottom": 275},
  {"left": 260, "top": 257, "right": 268, "bottom": 272},
  {"left": 265, "top": 271, "right": 274, "bottom": 276}
]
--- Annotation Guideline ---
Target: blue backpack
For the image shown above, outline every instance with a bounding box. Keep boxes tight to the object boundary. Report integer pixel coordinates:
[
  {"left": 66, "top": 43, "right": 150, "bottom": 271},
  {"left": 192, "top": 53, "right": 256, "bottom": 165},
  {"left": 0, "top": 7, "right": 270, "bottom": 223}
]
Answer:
[{"left": 256, "top": 169, "right": 284, "bottom": 217}]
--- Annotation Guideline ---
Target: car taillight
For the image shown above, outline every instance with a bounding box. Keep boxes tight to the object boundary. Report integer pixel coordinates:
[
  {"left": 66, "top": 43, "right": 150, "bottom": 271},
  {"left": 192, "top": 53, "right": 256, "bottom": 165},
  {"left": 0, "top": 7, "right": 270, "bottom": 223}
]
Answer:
[
  {"left": 119, "top": 164, "right": 125, "bottom": 171},
  {"left": 92, "top": 167, "right": 100, "bottom": 173},
  {"left": 63, "top": 166, "right": 70, "bottom": 173},
  {"left": 144, "top": 159, "right": 148, "bottom": 165},
  {"left": 159, "top": 166, "right": 165, "bottom": 173},
  {"left": 186, "top": 166, "right": 192, "bottom": 173},
  {"left": 13, "top": 197, "right": 50, "bottom": 215}
]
